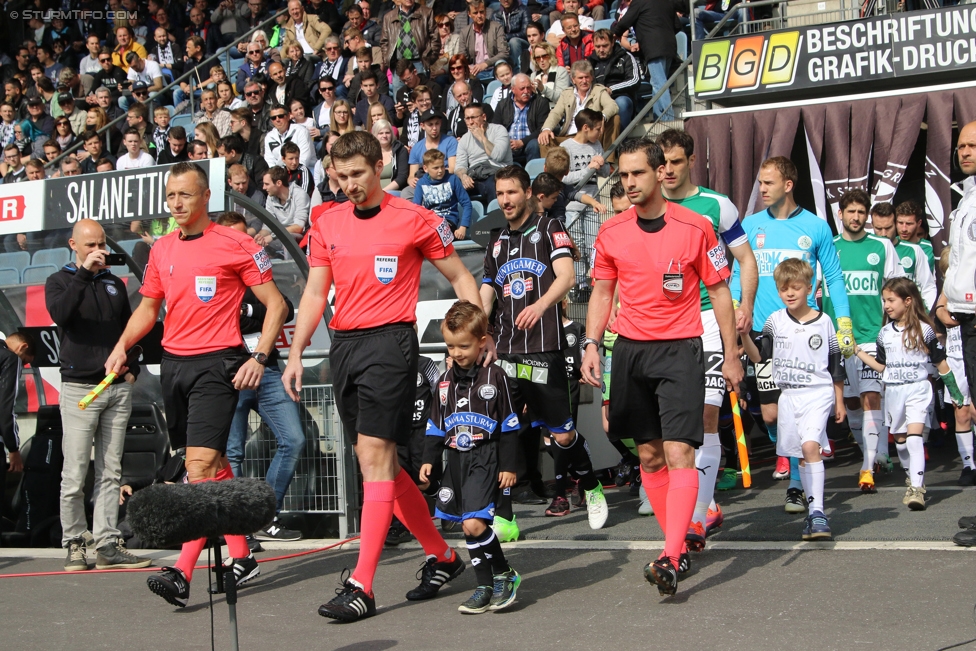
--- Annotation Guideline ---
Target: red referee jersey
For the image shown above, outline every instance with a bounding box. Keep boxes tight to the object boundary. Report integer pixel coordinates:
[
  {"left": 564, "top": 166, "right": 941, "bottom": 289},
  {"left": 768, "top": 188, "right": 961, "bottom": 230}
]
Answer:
[
  {"left": 593, "top": 201, "right": 730, "bottom": 341},
  {"left": 307, "top": 193, "right": 455, "bottom": 331},
  {"left": 141, "top": 221, "right": 274, "bottom": 355}
]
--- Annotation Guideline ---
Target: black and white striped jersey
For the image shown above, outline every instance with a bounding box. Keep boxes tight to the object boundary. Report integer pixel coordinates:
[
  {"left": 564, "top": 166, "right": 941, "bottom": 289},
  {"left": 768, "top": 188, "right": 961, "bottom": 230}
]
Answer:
[
  {"left": 874, "top": 322, "right": 945, "bottom": 385},
  {"left": 482, "top": 213, "right": 574, "bottom": 355}
]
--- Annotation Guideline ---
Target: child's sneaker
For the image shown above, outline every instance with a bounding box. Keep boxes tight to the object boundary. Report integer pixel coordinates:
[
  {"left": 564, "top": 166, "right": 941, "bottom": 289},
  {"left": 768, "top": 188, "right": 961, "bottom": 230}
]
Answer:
[
  {"left": 784, "top": 487, "right": 806, "bottom": 513},
  {"left": 906, "top": 486, "right": 927, "bottom": 511},
  {"left": 805, "top": 511, "right": 832, "bottom": 540},
  {"left": 858, "top": 469, "right": 876, "bottom": 493},
  {"left": 458, "top": 585, "right": 493, "bottom": 614},
  {"left": 489, "top": 568, "right": 521, "bottom": 611}
]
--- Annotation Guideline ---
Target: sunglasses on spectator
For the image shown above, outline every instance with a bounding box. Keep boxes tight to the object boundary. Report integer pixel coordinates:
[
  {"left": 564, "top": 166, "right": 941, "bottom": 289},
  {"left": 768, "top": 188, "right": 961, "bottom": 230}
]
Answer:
[
  {"left": 99, "top": 57, "right": 111, "bottom": 62},
  {"left": 450, "top": 65, "right": 464, "bottom": 71},
  {"left": 245, "top": 89, "right": 262, "bottom": 96},
  {"left": 437, "top": 21, "right": 451, "bottom": 26},
  {"left": 271, "top": 113, "right": 288, "bottom": 120},
  {"left": 534, "top": 55, "right": 548, "bottom": 60},
  {"left": 320, "top": 86, "right": 335, "bottom": 92},
  {"left": 325, "top": 46, "right": 339, "bottom": 51},
  {"left": 134, "top": 90, "right": 148, "bottom": 95},
  {"left": 248, "top": 49, "right": 262, "bottom": 54}
]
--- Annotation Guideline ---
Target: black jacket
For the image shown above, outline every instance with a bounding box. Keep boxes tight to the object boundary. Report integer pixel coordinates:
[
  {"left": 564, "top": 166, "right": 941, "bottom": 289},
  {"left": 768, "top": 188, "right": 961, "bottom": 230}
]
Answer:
[
  {"left": 156, "top": 147, "right": 189, "bottom": 164},
  {"left": 240, "top": 289, "right": 294, "bottom": 365},
  {"left": 0, "top": 341, "right": 21, "bottom": 453},
  {"left": 611, "top": 0, "right": 684, "bottom": 63},
  {"left": 45, "top": 264, "right": 139, "bottom": 385},
  {"left": 491, "top": 93, "right": 549, "bottom": 146},
  {"left": 589, "top": 44, "right": 641, "bottom": 102}
]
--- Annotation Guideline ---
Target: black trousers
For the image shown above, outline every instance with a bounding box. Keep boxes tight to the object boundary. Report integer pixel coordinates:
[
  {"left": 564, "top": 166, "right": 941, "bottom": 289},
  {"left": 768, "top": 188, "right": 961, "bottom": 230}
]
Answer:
[{"left": 955, "top": 313, "right": 976, "bottom": 399}]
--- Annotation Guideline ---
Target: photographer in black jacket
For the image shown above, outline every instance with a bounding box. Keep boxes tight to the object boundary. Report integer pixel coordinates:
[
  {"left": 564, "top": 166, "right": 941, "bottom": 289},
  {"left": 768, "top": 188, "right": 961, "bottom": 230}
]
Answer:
[{"left": 45, "top": 219, "right": 151, "bottom": 572}]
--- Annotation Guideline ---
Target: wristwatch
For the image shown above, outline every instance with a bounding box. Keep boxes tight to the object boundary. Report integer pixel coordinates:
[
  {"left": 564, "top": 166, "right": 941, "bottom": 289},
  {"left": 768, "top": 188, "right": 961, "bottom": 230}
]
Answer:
[
  {"left": 251, "top": 352, "right": 269, "bottom": 365},
  {"left": 582, "top": 337, "right": 601, "bottom": 350}
]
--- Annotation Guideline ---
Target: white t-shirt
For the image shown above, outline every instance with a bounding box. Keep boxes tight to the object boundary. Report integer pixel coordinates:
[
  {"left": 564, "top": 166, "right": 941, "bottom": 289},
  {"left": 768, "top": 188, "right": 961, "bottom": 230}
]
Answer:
[
  {"left": 547, "top": 15, "right": 595, "bottom": 38},
  {"left": 755, "top": 310, "right": 844, "bottom": 391},
  {"left": 116, "top": 151, "right": 156, "bottom": 170},
  {"left": 127, "top": 60, "right": 164, "bottom": 85},
  {"left": 875, "top": 322, "right": 945, "bottom": 385}
]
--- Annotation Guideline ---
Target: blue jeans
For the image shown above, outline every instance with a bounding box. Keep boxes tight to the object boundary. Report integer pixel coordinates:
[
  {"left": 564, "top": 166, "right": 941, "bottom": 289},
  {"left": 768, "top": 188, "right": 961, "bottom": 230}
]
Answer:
[
  {"left": 508, "top": 37, "right": 529, "bottom": 73},
  {"left": 647, "top": 57, "right": 674, "bottom": 121},
  {"left": 695, "top": 8, "right": 727, "bottom": 39},
  {"left": 173, "top": 87, "right": 201, "bottom": 108},
  {"left": 614, "top": 95, "right": 634, "bottom": 128},
  {"left": 514, "top": 137, "right": 540, "bottom": 163},
  {"left": 226, "top": 365, "right": 304, "bottom": 513}
]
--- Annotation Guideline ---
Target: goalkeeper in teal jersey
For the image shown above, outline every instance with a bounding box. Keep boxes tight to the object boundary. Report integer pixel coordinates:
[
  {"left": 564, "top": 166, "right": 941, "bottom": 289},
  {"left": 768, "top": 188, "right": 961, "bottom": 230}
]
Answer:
[
  {"left": 729, "top": 157, "right": 851, "bottom": 514},
  {"left": 822, "top": 190, "right": 905, "bottom": 493}
]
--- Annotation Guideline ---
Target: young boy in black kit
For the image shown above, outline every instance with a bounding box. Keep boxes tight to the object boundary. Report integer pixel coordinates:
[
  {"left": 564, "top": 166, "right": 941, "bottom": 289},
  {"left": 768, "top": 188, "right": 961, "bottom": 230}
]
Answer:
[{"left": 420, "top": 300, "right": 522, "bottom": 614}]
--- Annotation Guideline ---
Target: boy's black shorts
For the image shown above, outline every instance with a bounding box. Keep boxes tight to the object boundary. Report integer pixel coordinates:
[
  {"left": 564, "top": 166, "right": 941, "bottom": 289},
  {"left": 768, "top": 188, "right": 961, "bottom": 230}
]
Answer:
[
  {"left": 497, "top": 351, "right": 575, "bottom": 434},
  {"left": 331, "top": 323, "right": 418, "bottom": 446},
  {"left": 607, "top": 336, "right": 705, "bottom": 448},
  {"left": 435, "top": 443, "right": 498, "bottom": 523},
  {"left": 161, "top": 347, "right": 249, "bottom": 452}
]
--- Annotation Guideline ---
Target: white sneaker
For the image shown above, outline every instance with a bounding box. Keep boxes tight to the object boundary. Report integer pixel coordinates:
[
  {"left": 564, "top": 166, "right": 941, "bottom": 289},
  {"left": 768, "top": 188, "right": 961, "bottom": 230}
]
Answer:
[
  {"left": 584, "top": 484, "right": 609, "bottom": 529},
  {"left": 638, "top": 485, "right": 653, "bottom": 516}
]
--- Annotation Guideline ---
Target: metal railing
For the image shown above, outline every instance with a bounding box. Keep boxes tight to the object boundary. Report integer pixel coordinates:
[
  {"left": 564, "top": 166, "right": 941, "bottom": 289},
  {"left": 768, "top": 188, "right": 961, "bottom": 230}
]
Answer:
[{"left": 46, "top": 8, "right": 288, "bottom": 171}]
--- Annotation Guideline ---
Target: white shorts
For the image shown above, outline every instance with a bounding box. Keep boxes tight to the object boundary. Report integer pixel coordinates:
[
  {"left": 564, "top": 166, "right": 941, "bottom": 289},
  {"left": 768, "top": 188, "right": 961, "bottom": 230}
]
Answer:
[
  {"left": 885, "top": 381, "right": 933, "bottom": 434},
  {"left": 776, "top": 386, "right": 833, "bottom": 458},
  {"left": 945, "top": 356, "right": 972, "bottom": 406},
  {"left": 843, "top": 342, "right": 883, "bottom": 398},
  {"left": 701, "top": 309, "right": 725, "bottom": 408}
]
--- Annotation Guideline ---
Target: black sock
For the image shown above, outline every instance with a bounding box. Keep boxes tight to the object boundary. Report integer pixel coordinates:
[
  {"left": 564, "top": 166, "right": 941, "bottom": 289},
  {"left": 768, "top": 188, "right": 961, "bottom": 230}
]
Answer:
[
  {"left": 465, "top": 529, "right": 494, "bottom": 586},
  {"left": 480, "top": 529, "right": 509, "bottom": 575},
  {"left": 550, "top": 439, "right": 570, "bottom": 498},
  {"left": 495, "top": 487, "right": 513, "bottom": 520},
  {"left": 559, "top": 432, "right": 599, "bottom": 491}
]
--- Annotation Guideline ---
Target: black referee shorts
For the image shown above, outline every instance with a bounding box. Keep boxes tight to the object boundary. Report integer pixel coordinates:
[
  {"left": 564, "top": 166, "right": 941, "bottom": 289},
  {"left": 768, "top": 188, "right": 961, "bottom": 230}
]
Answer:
[
  {"left": 435, "top": 443, "right": 499, "bottom": 523},
  {"left": 161, "top": 348, "right": 249, "bottom": 452},
  {"left": 608, "top": 336, "right": 705, "bottom": 448},
  {"left": 331, "top": 323, "right": 419, "bottom": 446},
  {"left": 498, "top": 351, "right": 575, "bottom": 434}
]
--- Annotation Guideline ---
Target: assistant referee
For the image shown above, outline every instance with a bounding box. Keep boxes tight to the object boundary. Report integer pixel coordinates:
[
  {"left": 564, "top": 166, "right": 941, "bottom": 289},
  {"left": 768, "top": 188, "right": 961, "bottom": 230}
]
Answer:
[
  {"left": 283, "top": 131, "right": 483, "bottom": 623},
  {"left": 106, "top": 162, "right": 289, "bottom": 608},
  {"left": 581, "top": 139, "right": 743, "bottom": 597}
]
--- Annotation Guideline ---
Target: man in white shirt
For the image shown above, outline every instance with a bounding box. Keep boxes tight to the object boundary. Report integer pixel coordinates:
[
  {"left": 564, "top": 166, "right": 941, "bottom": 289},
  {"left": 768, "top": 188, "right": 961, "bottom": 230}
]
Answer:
[
  {"left": 263, "top": 106, "right": 316, "bottom": 169},
  {"left": 546, "top": 0, "right": 594, "bottom": 46},
  {"left": 116, "top": 129, "right": 156, "bottom": 170},
  {"left": 259, "top": 166, "right": 309, "bottom": 252},
  {"left": 122, "top": 53, "right": 164, "bottom": 110}
]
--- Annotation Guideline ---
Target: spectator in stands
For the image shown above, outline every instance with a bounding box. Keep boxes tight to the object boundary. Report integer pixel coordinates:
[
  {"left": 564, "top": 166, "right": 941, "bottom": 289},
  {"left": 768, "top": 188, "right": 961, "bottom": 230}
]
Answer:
[
  {"left": 188, "top": 139, "right": 211, "bottom": 160},
  {"left": 47, "top": 219, "right": 152, "bottom": 573},
  {"left": 446, "top": 80, "right": 481, "bottom": 138},
  {"left": 399, "top": 85, "right": 433, "bottom": 149},
  {"left": 156, "top": 126, "right": 190, "bottom": 164},
  {"left": 283, "top": 40, "right": 315, "bottom": 89},
  {"left": 366, "top": 103, "right": 397, "bottom": 138},
  {"left": 487, "top": 61, "right": 513, "bottom": 110},
  {"left": 546, "top": 0, "right": 594, "bottom": 46},
  {"left": 243, "top": 81, "right": 272, "bottom": 134},
  {"left": 59, "top": 157, "right": 80, "bottom": 178},
  {"left": 230, "top": 107, "right": 266, "bottom": 161},
  {"left": 91, "top": 85, "right": 125, "bottom": 122},
  {"left": 237, "top": 41, "right": 270, "bottom": 92},
  {"left": 341, "top": 28, "right": 371, "bottom": 81},
  {"left": 556, "top": 13, "right": 594, "bottom": 67},
  {"left": 1, "top": 47, "right": 32, "bottom": 88},
  {"left": 0, "top": 143, "right": 25, "bottom": 182},
  {"left": 380, "top": 0, "right": 438, "bottom": 97},
  {"left": 430, "top": 14, "right": 464, "bottom": 84},
  {"left": 123, "top": 54, "right": 164, "bottom": 110},
  {"left": 694, "top": 0, "right": 728, "bottom": 39},
  {"left": 79, "top": 132, "right": 116, "bottom": 173},
  {"left": 414, "top": 147, "right": 472, "bottom": 238},
  {"left": 312, "top": 78, "right": 337, "bottom": 132},
  {"left": 317, "top": 36, "right": 348, "bottom": 98},
  {"left": 151, "top": 106, "right": 172, "bottom": 153},
  {"left": 611, "top": 0, "right": 681, "bottom": 121},
  {"left": 4, "top": 80, "right": 28, "bottom": 120},
  {"left": 267, "top": 60, "right": 308, "bottom": 110},
  {"left": 43, "top": 140, "right": 62, "bottom": 165},
  {"left": 442, "top": 54, "right": 484, "bottom": 113},
  {"left": 353, "top": 68, "right": 395, "bottom": 127},
  {"left": 404, "top": 109, "right": 458, "bottom": 200},
  {"left": 117, "top": 128, "right": 156, "bottom": 170},
  {"left": 344, "top": 4, "right": 381, "bottom": 47},
  {"left": 263, "top": 104, "right": 315, "bottom": 168},
  {"left": 37, "top": 45, "right": 64, "bottom": 84},
  {"left": 154, "top": 7, "right": 185, "bottom": 45},
  {"left": 218, "top": 81, "right": 241, "bottom": 110},
  {"left": 121, "top": 103, "right": 157, "bottom": 158},
  {"left": 394, "top": 58, "right": 443, "bottom": 110},
  {"left": 455, "top": 103, "right": 511, "bottom": 200},
  {"left": 187, "top": 5, "right": 221, "bottom": 56},
  {"left": 588, "top": 28, "right": 640, "bottom": 128},
  {"left": 492, "top": 0, "right": 530, "bottom": 73},
  {"left": 211, "top": 0, "right": 250, "bottom": 47},
  {"left": 538, "top": 59, "right": 617, "bottom": 154},
  {"left": 525, "top": 21, "right": 546, "bottom": 49},
  {"left": 552, "top": 0, "right": 606, "bottom": 23},
  {"left": 289, "top": 98, "right": 320, "bottom": 140},
  {"left": 530, "top": 43, "right": 569, "bottom": 109},
  {"left": 173, "top": 36, "right": 208, "bottom": 108},
  {"left": 53, "top": 116, "right": 79, "bottom": 153},
  {"left": 0, "top": 332, "right": 33, "bottom": 526},
  {"left": 220, "top": 133, "right": 270, "bottom": 187},
  {"left": 227, "top": 163, "right": 267, "bottom": 228},
  {"left": 492, "top": 73, "right": 546, "bottom": 164},
  {"left": 280, "top": 0, "right": 333, "bottom": 59},
  {"left": 112, "top": 27, "right": 148, "bottom": 73},
  {"left": 89, "top": 51, "right": 128, "bottom": 107},
  {"left": 25, "top": 97, "right": 55, "bottom": 138},
  {"left": 79, "top": 35, "right": 103, "bottom": 78},
  {"left": 58, "top": 94, "right": 88, "bottom": 136},
  {"left": 0, "top": 103, "right": 17, "bottom": 149},
  {"left": 95, "top": 158, "right": 116, "bottom": 173},
  {"left": 243, "top": 0, "right": 273, "bottom": 35},
  {"left": 460, "top": 1, "right": 510, "bottom": 82},
  {"left": 194, "top": 90, "right": 232, "bottom": 137},
  {"left": 195, "top": 123, "right": 221, "bottom": 159},
  {"left": 260, "top": 166, "right": 309, "bottom": 249},
  {"left": 280, "top": 140, "right": 314, "bottom": 198},
  {"left": 372, "top": 119, "right": 409, "bottom": 191},
  {"left": 25, "top": 159, "right": 46, "bottom": 180},
  {"left": 149, "top": 27, "right": 184, "bottom": 84}
]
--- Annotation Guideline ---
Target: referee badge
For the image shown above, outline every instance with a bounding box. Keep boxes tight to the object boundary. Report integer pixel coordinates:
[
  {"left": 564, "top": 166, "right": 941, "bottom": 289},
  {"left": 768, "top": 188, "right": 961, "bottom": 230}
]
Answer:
[
  {"left": 374, "top": 255, "right": 398, "bottom": 284},
  {"left": 663, "top": 273, "right": 683, "bottom": 300},
  {"left": 195, "top": 276, "right": 217, "bottom": 303}
]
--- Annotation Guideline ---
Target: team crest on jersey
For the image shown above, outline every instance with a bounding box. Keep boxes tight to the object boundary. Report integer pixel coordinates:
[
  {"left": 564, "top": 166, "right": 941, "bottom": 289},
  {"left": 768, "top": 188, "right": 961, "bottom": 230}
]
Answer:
[
  {"left": 252, "top": 250, "right": 272, "bottom": 273},
  {"left": 867, "top": 253, "right": 880, "bottom": 265},
  {"left": 553, "top": 232, "right": 572, "bottom": 249},
  {"left": 454, "top": 426, "right": 476, "bottom": 451},
  {"left": 417, "top": 373, "right": 424, "bottom": 387},
  {"left": 566, "top": 334, "right": 577, "bottom": 347},
  {"left": 105, "top": 283, "right": 118, "bottom": 296},
  {"left": 504, "top": 274, "right": 533, "bottom": 298},
  {"left": 493, "top": 240, "right": 502, "bottom": 258},
  {"left": 195, "top": 276, "right": 217, "bottom": 303},
  {"left": 798, "top": 235, "right": 813, "bottom": 249},
  {"left": 438, "top": 487, "right": 454, "bottom": 503},
  {"left": 436, "top": 219, "right": 455, "bottom": 247},
  {"left": 756, "top": 233, "right": 765, "bottom": 248},
  {"left": 374, "top": 256, "right": 398, "bottom": 284},
  {"left": 901, "top": 256, "right": 913, "bottom": 269},
  {"left": 529, "top": 232, "right": 542, "bottom": 244},
  {"left": 478, "top": 384, "right": 496, "bottom": 400},
  {"left": 809, "top": 334, "right": 823, "bottom": 350},
  {"left": 439, "top": 381, "right": 450, "bottom": 405}
]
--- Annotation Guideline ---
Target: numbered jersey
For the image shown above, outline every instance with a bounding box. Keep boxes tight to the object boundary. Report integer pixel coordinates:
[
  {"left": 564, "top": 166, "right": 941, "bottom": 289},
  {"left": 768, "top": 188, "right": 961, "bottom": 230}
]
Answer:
[
  {"left": 875, "top": 322, "right": 945, "bottom": 385},
  {"left": 753, "top": 309, "right": 845, "bottom": 391},
  {"left": 823, "top": 233, "right": 903, "bottom": 345}
]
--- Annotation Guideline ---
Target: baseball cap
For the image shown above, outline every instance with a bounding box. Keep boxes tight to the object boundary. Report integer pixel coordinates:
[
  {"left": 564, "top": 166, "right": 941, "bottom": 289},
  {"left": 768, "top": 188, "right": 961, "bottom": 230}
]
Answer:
[
  {"left": 132, "top": 81, "right": 149, "bottom": 92},
  {"left": 27, "top": 96, "right": 43, "bottom": 107},
  {"left": 419, "top": 109, "right": 444, "bottom": 123},
  {"left": 57, "top": 92, "right": 74, "bottom": 105}
]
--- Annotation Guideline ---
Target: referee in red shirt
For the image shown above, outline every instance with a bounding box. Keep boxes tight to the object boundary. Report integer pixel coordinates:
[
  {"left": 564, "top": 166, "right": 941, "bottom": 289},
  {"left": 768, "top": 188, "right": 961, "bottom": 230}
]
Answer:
[
  {"left": 581, "top": 139, "right": 743, "bottom": 596},
  {"left": 283, "top": 131, "right": 483, "bottom": 623},
  {"left": 106, "top": 162, "right": 289, "bottom": 608}
]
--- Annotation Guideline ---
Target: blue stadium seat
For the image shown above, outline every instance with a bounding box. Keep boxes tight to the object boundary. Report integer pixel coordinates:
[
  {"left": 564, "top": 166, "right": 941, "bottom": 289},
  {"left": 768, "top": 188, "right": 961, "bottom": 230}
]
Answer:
[
  {"left": 487, "top": 199, "right": 499, "bottom": 213},
  {"left": 171, "top": 114, "right": 194, "bottom": 130},
  {"left": 21, "top": 264, "right": 59, "bottom": 284},
  {"left": 525, "top": 158, "right": 545, "bottom": 180},
  {"left": 0, "top": 251, "right": 30, "bottom": 278},
  {"left": 676, "top": 32, "right": 688, "bottom": 60},
  {"left": 471, "top": 201, "right": 485, "bottom": 223},
  {"left": 485, "top": 80, "right": 501, "bottom": 99},
  {"left": 117, "top": 239, "right": 140, "bottom": 256},
  {"left": 0, "top": 267, "right": 19, "bottom": 285},
  {"left": 593, "top": 19, "right": 615, "bottom": 30},
  {"left": 387, "top": 190, "right": 401, "bottom": 197},
  {"left": 32, "top": 247, "right": 70, "bottom": 268}
]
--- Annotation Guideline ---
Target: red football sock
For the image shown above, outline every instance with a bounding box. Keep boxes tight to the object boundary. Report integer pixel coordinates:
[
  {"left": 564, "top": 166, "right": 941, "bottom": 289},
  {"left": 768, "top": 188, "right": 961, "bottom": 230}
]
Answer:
[
  {"left": 350, "top": 481, "right": 395, "bottom": 594},
  {"left": 214, "top": 465, "right": 251, "bottom": 558},
  {"left": 641, "top": 466, "right": 669, "bottom": 542},
  {"left": 174, "top": 537, "right": 207, "bottom": 581},
  {"left": 216, "top": 465, "right": 234, "bottom": 481},
  {"left": 664, "top": 468, "right": 699, "bottom": 565},
  {"left": 393, "top": 470, "right": 453, "bottom": 562}
]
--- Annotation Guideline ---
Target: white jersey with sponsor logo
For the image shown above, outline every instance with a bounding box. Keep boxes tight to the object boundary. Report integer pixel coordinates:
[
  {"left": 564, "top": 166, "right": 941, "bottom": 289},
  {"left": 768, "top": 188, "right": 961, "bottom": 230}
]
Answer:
[
  {"left": 874, "top": 322, "right": 945, "bottom": 385},
  {"left": 755, "top": 309, "right": 845, "bottom": 391}
]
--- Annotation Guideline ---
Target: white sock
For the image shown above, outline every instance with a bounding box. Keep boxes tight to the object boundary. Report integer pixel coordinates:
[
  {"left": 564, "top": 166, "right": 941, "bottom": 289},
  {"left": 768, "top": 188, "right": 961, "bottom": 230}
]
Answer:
[
  {"left": 798, "top": 461, "right": 812, "bottom": 503},
  {"left": 862, "top": 410, "right": 881, "bottom": 471},
  {"left": 906, "top": 436, "right": 925, "bottom": 488},
  {"left": 895, "top": 441, "right": 910, "bottom": 476},
  {"left": 692, "top": 433, "right": 722, "bottom": 526},
  {"left": 806, "top": 461, "right": 825, "bottom": 514},
  {"left": 709, "top": 499, "right": 717, "bottom": 511},
  {"left": 848, "top": 408, "right": 864, "bottom": 450},
  {"left": 956, "top": 429, "right": 976, "bottom": 470}
]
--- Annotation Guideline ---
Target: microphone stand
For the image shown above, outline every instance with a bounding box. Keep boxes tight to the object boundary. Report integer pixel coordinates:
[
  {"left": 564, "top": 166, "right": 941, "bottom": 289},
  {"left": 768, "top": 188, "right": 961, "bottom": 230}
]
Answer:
[{"left": 208, "top": 538, "right": 241, "bottom": 651}]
